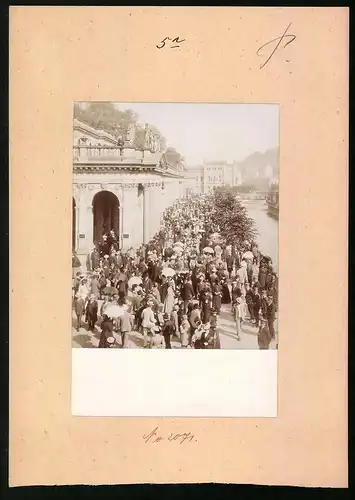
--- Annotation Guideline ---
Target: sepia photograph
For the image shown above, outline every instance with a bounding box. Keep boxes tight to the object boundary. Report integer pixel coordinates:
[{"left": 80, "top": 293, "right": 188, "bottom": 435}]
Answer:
[{"left": 72, "top": 102, "right": 279, "bottom": 351}]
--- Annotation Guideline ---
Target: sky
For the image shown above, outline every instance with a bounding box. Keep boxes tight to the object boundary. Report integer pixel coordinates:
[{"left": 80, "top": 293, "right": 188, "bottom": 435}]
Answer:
[{"left": 114, "top": 102, "right": 279, "bottom": 166}]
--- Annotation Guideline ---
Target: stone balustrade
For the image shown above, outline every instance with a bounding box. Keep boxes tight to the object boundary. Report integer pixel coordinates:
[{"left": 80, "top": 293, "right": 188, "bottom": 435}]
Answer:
[{"left": 73, "top": 145, "right": 148, "bottom": 162}]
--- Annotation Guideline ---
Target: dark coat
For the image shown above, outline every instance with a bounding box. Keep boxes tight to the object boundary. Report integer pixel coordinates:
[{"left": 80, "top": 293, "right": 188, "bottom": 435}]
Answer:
[
  {"left": 183, "top": 282, "right": 194, "bottom": 300},
  {"left": 253, "top": 293, "right": 261, "bottom": 312},
  {"left": 142, "top": 277, "right": 153, "bottom": 293},
  {"left": 86, "top": 300, "right": 98, "bottom": 322},
  {"left": 261, "top": 297, "right": 268, "bottom": 316},
  {"left": 162, "top": 320, "right": 175, "bottom": 337},
  {"left": 159, "top": 282, "right": 169, "bottom": 303},
  {"left": 99, "top": 318, "right": 114, "bottom": 348},
  {"left": 226, "top": 255, "right": 234, "bottom": 270},
  {"left": 258, "top": 325, "right": 271, "bottom": 349},
  {"left": 266, "top": 302, "right": 276, "bottom": 322}
]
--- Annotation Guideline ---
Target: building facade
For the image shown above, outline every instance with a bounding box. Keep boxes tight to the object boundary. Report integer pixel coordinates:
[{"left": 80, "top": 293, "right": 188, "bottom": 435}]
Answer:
[
  {"left": 183, "top": 158, "right": 276, "bottom": 196},
  {"left": 184, "top": 161, "right": 242, "bottom": 196},
  {"left": 72, "top": 120, "right": 184, "bottom": 265}
]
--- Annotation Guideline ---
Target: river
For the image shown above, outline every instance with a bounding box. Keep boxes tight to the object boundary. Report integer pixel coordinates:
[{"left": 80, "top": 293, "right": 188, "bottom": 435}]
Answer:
[{"left": 242, "top": 199, "right": 279, "bottom": 271}]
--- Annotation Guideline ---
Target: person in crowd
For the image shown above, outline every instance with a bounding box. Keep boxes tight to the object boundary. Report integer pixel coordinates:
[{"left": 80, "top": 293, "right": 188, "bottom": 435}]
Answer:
[
  {"left": 98, "top": 314, "right": 114, "bottom": 348},
  {"left": 170, "top": 303, "right": 180, "bottom": 341},
  {"left": 182, "top": 276, "right": 194, "bottom": 313},
  {"left": 179, "top": 314, "right": 191, "bottom": 348},
  {"left": 201, "top": 284, "right": 212, "bottom": 324},
  {"left": 258, "top": 316, "right": 272, "bottom": 350},
  {"left": 245, "top": 282, "right": 255, "bottom": 322},
  {"left": 163, "top": 279, "right": 175, "bottom": 314},
  {"left": 90, "top": 273, "right": 100, "bottom": 299},
  {"left": 212, "top": 280, "right": 223, "bottom": 315},
  {"left": 233, "top": 297, "right": 242, "bottom": 341},
  {"left": 265, "top": 294, "right": 276, "bottom": 340},
  {"left": 261, "top": 289, "right": 269, "bottom": 319},
  {"left": 100, "top": 295, "right": 110, "bottom": 318},
  {"left": 141, "top": 299, "right": 156, "bottom": 348},
  {"left": 86, "top": 294, "right": 98, "bottom": 332},
  {"left": 162, "top": 313, "right": 174, "bottom": 349},
  {"left": 253, "top": 285, "right": 262, "bottom": 328},
  {"left": 119, "top": 309, "right": 133, "bottom": 348}
]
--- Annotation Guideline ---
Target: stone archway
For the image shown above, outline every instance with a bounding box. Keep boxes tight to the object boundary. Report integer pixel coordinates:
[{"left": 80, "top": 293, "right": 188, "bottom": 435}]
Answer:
[
  {"left": 92, "top": 190, "right": 120, "bottom": 243},
  {"left": 72, "top": 197, "right": 76, "bottom": 251}
]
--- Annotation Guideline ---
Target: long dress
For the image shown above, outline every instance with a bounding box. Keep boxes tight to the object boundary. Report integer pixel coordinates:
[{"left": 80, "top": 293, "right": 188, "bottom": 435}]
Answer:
[
  {"left": 201, "top": 292, "right": 212, "bottom": 324},
  {"left": 212, "top": 284, "right": 222, "bottom": 313},
  {"left": 163, "top": 285, "right": 175, "bottom": 314}
]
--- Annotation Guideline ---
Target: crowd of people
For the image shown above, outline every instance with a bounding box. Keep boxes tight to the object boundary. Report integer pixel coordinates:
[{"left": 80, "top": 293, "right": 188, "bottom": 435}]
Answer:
[{"left": 72, "top": 194, "right": 278, "bottom": 350}]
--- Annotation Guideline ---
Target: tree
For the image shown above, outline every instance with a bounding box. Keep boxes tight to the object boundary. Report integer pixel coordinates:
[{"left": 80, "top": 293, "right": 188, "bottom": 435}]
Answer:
[
  {"left": 165, "top": 147, "right": 184, "bottom": 168},
  {"left": 207, "top": 186, "right": 258, "bottom": 249}
]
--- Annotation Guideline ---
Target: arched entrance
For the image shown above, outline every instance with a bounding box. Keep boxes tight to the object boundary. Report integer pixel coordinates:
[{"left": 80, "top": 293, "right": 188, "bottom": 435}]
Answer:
[
  {"left": 92, "top": 190, "right": 120, "bottom": 243},
  {"left": 72, "top": 197, "right": 76, "bottom": 251}
]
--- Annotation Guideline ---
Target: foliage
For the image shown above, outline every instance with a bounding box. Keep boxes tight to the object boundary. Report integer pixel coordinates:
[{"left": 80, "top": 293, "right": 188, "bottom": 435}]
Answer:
[
  {"left": 165, "top": 147, "right": 185, "bottom": 168},
  {"left": 207, "top": 186, "right": 258, "bottom": 250}
]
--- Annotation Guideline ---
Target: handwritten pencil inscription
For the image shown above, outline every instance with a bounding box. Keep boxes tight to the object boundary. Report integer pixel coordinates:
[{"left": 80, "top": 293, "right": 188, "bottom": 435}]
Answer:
[
  {"left": 142, "top": 426, "right": 196, "bottom": 444},
  {"left": 156, "top": 37, "right": 186, "bottom": 49},
  {"left": 257, "top": 22, "right": 296, "bottom": 69}
]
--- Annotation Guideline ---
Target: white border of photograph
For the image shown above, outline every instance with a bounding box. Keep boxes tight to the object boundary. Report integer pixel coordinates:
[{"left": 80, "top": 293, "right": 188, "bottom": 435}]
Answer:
[{"left": 72, "top": 349, "right": 277, "bottom": 417}]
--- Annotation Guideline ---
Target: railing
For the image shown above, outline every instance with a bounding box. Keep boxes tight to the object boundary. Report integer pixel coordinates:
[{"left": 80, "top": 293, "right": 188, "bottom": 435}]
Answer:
[
  {"left": 73, "top": 145, "right": 183, "bottom": 174},
  {"left": 73, "top": 145, "right": 144, "bottom": 162}
]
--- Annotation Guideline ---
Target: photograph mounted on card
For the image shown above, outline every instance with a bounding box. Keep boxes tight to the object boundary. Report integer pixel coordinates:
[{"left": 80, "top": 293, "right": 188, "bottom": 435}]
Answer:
[{"left": 10, "top": 6, "right": 348, "bottom": 487}]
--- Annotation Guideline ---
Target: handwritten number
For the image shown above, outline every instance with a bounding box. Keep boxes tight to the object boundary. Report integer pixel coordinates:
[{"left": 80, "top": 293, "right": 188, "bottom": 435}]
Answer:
[
  {"left": 156, "top": 37, "right": 171, "bottom": 49},
  {"left": 257, "top": 22, "right": 296, "bottom": 69},
  {"left": 157, "top": 37, "right": 186, "bottom": 50}
]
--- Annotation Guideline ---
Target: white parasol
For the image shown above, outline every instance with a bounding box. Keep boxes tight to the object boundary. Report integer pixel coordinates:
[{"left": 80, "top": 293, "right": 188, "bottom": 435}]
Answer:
[
  {"left": 162, "top": 268, "right": 175, "bottom": 277},
  {"left": 128, "top": 276, "right": 143, "bottom": 288},
  {"left": 105, "top": 304, "right": 127, "bottom": 319},
  {"left": 203, "top": 247, "right": 214, "bottom": 254},
  {"left": 174, "top": 241, "right": 184, "bottom": 247},
  {"left": 242, "top": 251, "right": 254, "bottom": 261}
]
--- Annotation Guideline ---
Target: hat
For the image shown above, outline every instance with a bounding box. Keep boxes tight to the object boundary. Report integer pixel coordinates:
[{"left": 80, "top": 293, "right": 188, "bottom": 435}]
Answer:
[
  {"left": 104, "top": 254, "right": 109, "bottom": 259},
  {"left": 89, "top": 294, "right": 95, "bottom": 299},
  {"left": 107, "top": 336, "right": 115, "bottom": 344},
  {"left": 163, "top": 313, "right": 169, "bottom": 319}
]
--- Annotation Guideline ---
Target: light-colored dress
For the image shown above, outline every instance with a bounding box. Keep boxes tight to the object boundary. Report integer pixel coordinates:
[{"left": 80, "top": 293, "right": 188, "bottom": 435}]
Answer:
[
  {"left": 163, "top": 285, "right": 175, "bottom": 314},
  {"left": 180, "top": 321, "right": 190, "bottom": 347}
]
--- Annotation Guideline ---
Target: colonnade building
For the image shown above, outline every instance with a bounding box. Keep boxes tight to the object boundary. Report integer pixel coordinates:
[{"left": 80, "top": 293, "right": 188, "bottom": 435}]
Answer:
[{"left": 72, "top": 119, "right": 184, "bottom": 264}]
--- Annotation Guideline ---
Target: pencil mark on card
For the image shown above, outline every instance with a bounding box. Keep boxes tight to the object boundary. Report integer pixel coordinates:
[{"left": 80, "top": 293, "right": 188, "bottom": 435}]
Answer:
[
  {"left": 143, "top": 426, "right": 196, "bottom": 444},
  {"left": 256, "top": 22, "right": 296, "bottom": 69}
]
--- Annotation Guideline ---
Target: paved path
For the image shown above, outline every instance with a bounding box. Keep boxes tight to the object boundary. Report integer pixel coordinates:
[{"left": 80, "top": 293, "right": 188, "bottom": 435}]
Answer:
[{"left": 72, "top": 300, "right": 278, "bottom": 350}]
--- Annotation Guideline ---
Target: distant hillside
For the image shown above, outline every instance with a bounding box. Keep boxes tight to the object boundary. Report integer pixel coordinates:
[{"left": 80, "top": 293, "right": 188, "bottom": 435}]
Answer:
[{"left": 237, "top": 147, "right": 279, "bottom": 180}]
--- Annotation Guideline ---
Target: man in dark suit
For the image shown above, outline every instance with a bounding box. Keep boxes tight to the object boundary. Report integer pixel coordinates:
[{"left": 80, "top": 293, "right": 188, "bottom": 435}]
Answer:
[
  {"left": 159, "top": 276, "right": 168, "bottom": 303},
  {"left": 225, "top": 254, "right": 234, "bottom": 278},
  {"left": 142, "top": 272, "right": 153, "bottom": 293},
  {"left": 252, "top": 285, "right": 261, "bottom": 328},
  {"left": 162, "top": 313, "right": 174, "bottom": 349},
  {"left": 86, "top": 294, "right": 98, "bottom": 331},
  {"left": 265, "top": 295, "right": 276, "bottom": 339},
  {"left": 182, "top": 277, "right": 194, "bottom": 312}
]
